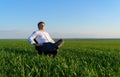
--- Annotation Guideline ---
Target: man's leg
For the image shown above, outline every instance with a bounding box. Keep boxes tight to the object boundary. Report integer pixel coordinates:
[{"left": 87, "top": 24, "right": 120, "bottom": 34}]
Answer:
[
  {"left": 44, "top": 39, "right": 64, "bottom": 55},
  {"left": 35, "top": 39, "right": 64, "bottom": 55},
  {"left": 54, "top": 39, "right": 64, "bottom": 49},
  {"left": 41, "top": 43, "right": 58, "bottom": 56},
  {"left": 35, "top": 43, "right": 53, "bottom": 55}
]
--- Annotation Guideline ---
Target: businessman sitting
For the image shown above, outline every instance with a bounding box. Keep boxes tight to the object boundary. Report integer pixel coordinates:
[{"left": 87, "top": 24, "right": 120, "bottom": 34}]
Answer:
[{"left": 28, "top": 21, "right": 64, "bottom": 56}]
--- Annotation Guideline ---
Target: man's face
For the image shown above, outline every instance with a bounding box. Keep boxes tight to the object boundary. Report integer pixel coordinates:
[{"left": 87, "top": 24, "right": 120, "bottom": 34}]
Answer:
[{"left": 39, "top": 23, "right": 45, "bottom": 30}]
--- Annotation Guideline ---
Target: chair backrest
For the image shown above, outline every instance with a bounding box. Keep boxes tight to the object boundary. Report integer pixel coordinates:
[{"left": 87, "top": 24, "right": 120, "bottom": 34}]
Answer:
[{"left": 34, "top": 39, "right": 38, "bottom": 44}]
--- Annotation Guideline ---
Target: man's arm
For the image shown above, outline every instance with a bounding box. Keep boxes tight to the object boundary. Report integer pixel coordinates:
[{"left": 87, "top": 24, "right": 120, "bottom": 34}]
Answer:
[
  {"left": 28, "top": 31, "right": 37, "bottom": 45},
  {"left": 46, "top": 32, "right": 55, "bottom": 43},
  {"left": 28, "top": 31, "right": 43, "bottom": 47}
]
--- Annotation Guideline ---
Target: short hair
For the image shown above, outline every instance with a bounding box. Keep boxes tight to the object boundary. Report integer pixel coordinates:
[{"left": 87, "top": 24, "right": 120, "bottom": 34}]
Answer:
[{"left": 38, "top": 21, "right": 45, "bottom": 28}]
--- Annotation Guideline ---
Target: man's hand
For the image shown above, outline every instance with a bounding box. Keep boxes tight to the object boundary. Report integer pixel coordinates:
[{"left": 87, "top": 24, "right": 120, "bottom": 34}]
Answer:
[{"left": 33, "top": 43, "right": 42, "bottom": 47}]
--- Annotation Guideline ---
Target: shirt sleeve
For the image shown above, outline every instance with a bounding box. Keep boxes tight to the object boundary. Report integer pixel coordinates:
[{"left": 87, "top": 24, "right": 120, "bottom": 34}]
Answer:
[{"left": 28, "top": 31, "right": 37, "bottom": 45}]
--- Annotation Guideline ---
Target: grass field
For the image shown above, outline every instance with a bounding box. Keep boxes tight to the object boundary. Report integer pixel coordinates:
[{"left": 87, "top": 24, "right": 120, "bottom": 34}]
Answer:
[{"left": 0, "top": 39, "right": 120, "bottom": 77}]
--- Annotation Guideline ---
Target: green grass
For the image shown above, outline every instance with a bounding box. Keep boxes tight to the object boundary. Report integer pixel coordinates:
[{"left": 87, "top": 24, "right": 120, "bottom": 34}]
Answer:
[{"left": 0, "top": 39, "right": 120, "bottom": 77}]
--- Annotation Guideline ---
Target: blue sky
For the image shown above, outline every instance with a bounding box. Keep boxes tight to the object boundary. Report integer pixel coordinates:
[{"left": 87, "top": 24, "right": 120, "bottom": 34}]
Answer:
[{"left": 0, "top": 0, "right": 120, "bottom": 39}]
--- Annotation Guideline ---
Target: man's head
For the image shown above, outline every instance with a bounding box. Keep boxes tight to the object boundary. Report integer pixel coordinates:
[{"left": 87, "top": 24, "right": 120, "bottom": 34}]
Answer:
[{"left": 38, "top": 21, "right": 45, "bottom": 30}]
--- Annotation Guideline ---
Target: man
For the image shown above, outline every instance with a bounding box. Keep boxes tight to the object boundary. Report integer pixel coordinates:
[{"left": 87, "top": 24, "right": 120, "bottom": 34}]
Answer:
[{"left": 28, "top": 21, "right": 64, "bottom": 56}]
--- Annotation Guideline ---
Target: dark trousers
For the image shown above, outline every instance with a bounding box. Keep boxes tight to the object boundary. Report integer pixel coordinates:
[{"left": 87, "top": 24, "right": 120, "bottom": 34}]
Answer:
[{"left": 35, "top": 39, "right": 64, "bottom": 56}]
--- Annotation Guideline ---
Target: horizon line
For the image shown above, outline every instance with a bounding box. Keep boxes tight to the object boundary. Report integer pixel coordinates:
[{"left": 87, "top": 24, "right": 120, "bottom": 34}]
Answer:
[{"left": 1, "top": 38, "right": 120, "bottom": 40}]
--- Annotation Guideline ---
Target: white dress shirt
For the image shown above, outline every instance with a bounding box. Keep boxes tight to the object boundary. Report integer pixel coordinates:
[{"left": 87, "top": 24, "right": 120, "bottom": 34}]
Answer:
[{"left": 28, "top": 30, "right": 55, "bottom": 45}]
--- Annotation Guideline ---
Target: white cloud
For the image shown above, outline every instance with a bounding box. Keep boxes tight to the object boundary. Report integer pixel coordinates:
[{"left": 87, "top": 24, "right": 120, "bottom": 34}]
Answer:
[
  {"left": 50, "top": 32, "right": 120, "bottom": 39},
  {"left": 0, "top": 30, "right": 120, "bottom": 39},
  {"left": 0, "top": 30, "right": 31, "bottom": 39}
]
